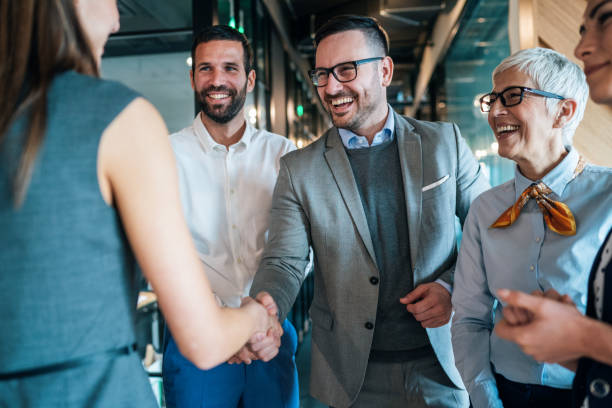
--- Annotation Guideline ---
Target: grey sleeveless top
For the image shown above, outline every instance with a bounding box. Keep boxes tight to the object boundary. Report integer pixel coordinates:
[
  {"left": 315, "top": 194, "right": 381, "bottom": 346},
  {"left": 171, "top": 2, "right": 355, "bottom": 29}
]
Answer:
[{"left": 0, "top": 71, "right": 157, "bottom": 407}]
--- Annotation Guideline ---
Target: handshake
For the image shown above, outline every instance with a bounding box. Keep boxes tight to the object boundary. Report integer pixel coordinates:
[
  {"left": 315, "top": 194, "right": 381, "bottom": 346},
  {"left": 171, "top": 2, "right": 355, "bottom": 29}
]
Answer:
[{"left": 229, "top": 292, "right": 283, "bottom": 365}]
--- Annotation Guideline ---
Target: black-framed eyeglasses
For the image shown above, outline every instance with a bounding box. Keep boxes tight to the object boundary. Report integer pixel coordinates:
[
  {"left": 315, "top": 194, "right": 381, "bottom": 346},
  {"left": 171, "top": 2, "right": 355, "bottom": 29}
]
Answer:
[
  {"left": 479, "top": 86, "right": 565, "bottom": 112},
  {"left": 309, "top": 57, "right": 383, "bottom": 87}
]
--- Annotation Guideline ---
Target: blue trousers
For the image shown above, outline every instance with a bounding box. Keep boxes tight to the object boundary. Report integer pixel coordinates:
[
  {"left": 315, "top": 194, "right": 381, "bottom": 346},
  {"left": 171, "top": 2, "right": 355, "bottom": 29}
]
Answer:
[{"left": 162, "top": 320, "right": 299, "bottom": 408}]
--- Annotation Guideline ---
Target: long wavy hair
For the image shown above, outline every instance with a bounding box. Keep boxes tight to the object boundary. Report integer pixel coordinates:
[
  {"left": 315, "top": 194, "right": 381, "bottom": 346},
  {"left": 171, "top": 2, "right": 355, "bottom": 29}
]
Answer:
[{"left": 0, "top": 0, "right": 99, "bottom": 207}]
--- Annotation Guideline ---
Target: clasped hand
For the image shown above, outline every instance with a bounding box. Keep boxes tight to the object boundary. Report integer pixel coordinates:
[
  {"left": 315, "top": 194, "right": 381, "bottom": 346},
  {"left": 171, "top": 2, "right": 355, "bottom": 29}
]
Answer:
[
  {"left": 495, "top": 288, "right": 582, "bottom": 369},
  {"left": 228, "top": 292, "right": 283, "bottom": 364}
]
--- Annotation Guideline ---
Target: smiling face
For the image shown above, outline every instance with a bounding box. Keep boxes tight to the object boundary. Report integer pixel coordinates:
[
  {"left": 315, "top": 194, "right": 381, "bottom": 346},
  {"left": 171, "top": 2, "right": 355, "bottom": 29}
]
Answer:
[
  {"left": 74, "top": 0, "right": 120, "bottom": 66},
  {"left": 575, "top": 0, "right": 612, "bottom": 105},
  {"left": 314, "top": 30, "right": 392, "bottom": 135},
  {"left": 488, "top": 69, "right": 565, "bottom": 168},
  {"left": 190, "top": 40, "right": 255, "bottom": 124}
]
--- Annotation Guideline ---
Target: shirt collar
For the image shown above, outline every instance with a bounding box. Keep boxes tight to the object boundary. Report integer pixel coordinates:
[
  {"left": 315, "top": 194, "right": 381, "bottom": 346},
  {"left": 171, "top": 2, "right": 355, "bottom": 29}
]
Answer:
[
  {"left": 192, "top": 112, "right": 251, "bottom": 153},
  {"left": 338, "top": 104, "right": 394, "bottom": 149},
  {"left": 513, "top": 146, "right": 579, "bottom": 200}
]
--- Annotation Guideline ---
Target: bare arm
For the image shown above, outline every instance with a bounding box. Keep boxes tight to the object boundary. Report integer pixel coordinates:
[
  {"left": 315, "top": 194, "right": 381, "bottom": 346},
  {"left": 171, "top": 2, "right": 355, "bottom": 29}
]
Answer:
[{"left": 98, "top": 98, "right": 272, "bottom": 370}]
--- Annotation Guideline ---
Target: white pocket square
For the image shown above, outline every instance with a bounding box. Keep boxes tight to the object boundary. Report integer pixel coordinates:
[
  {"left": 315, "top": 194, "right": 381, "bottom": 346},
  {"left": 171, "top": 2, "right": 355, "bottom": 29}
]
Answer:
[{"left": 422, "top": 174, "right": 449, "bottom": 192}]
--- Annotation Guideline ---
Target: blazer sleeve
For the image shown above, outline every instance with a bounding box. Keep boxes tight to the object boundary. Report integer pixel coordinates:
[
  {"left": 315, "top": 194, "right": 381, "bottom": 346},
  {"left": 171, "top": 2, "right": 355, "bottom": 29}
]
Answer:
[
  {"left": 453, "top": 123, "right": 490, "bottom": 225},
  {"left": 436, "top": 123, "right": 490, "bottom": 287},
  {"left": 250, "top": 156, "right": 312, "bottom": 321}
]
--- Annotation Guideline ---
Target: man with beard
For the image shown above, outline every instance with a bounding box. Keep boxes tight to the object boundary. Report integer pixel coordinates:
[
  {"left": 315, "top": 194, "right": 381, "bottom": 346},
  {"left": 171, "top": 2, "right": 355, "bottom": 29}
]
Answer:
[
  {"left": 249, "top": 15, "right": 489, "bottom": 407},
  {"left": 161, "top": 25, "right": 298, "bottom": 408}
]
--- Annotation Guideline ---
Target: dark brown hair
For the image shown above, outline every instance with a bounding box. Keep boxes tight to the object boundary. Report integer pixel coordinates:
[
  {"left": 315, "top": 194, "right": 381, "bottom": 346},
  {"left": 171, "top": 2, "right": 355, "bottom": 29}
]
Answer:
[
  {"left": 0, "top": 0, "right": 98, "bottom": 206},
  {"left": 191, "top": 25, "right": 254, "bottom": 74},
  {"left": 314, "top": 15, "right": 390, "bottom": 56}
]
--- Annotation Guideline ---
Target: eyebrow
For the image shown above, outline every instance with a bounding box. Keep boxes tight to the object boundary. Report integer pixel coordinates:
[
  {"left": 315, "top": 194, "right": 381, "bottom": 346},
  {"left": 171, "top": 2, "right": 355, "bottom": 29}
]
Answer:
[{"left": 590, "top": 0, "right": 612, "bottom": 18}]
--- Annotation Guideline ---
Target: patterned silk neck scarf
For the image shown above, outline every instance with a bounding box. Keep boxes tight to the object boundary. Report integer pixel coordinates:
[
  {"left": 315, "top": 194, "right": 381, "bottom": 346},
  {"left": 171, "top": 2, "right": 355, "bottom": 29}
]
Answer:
[{"left": 490, "top": 156, "right": 586, "bottom": 236}]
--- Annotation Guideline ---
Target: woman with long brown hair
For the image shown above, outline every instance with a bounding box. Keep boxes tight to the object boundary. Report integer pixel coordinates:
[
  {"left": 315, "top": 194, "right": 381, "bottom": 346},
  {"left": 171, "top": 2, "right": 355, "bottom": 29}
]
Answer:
[{"left": 0, "top": 0, "right": 277, "bottom": 406}]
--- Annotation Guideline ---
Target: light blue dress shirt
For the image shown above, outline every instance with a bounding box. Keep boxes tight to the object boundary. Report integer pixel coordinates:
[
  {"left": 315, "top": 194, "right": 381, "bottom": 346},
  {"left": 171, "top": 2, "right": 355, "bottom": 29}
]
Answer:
[
  {"left": 451, "top": 147, "right": 612, "bottom": 408},
  {"left": 338, "top": 105, "right": 394, "bottom": 149}
]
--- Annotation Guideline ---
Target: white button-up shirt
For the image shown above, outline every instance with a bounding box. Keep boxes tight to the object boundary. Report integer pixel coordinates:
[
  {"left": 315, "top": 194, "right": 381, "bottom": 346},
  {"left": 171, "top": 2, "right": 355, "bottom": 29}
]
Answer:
[{"left": 170, "top": 114, "right": 295, "bottom": 307}]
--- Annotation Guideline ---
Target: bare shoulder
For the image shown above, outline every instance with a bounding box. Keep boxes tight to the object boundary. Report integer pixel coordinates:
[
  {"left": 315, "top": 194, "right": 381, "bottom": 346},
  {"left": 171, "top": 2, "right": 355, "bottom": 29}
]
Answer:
[{"left": 98, "top": 97, "right": 171, "bottom": 204}]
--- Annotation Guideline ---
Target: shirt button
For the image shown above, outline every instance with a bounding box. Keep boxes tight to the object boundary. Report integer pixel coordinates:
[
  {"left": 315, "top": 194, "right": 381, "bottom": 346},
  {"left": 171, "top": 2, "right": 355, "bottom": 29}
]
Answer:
[
  {"left": 590, "top": 378, "right": 610, "bottom": 398},
  {"left": 369, "top": 277, "right": 379, "bottom": 285},
  {"left": 232, "top": 225, "right": 237, "bottom": 229},
  {"left": 529, "top": 265, "right": 535, "bottom": 271},
  {"left": 535, "top": 237, "right": 541, "bottom": 243},
  {"left": 230, "top": 189, "right": 235, "bottom": 194},
  {"left": 237, "top": 258, "right": 242, "bottom": 264},
  {"left": 364, "top": 322, "right": 374, "bottom": 330}
]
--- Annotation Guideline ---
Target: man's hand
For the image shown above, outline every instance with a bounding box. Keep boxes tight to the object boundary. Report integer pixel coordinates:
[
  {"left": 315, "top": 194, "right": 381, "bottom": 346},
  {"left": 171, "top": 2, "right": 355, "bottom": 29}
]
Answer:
[
  {"left": 237, "top": 292, "right": 283, "bottom": 363},
  {"left": 400, "top": 282, "right": 452, "bottom": 328},
  {"left": 228, "top": 293, "right": 283, "bottom": 364},
  {"left": 227, "top": 346, "right": 258, "bottom": 365},
  {"left": 495, "top": 289, "right": 583, "bottom": 367}
]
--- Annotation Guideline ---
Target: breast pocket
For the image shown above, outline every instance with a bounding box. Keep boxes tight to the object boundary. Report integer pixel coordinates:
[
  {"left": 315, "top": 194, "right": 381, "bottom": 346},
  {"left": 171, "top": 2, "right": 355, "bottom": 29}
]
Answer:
[
  {"left": 422, "top": 174, "right": 451, "bottom": 201},
  {"left": 421, "top": 175, "right": 455, "bottom": 240}
]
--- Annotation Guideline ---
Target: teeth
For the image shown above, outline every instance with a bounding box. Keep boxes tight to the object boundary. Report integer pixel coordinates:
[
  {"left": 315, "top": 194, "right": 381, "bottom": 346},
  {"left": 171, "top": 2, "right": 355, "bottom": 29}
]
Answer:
[
  {"left": 209, "top": 93, "right": 229, "bottom": 99},
  {"left": 496, "top": 125, "right": 519, "bottom": 133},
  {"left": 331, "top": 97, "right": 353, "bottom": 106}
]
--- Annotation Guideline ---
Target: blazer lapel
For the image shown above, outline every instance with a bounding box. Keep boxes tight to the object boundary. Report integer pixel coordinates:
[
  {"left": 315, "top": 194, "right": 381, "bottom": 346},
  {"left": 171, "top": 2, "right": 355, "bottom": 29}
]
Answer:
[
  {"left": 394, "top": 112, "right": 423, "bottom": 273},
  {"left": 323, "top": 129, "right": 377, "bottom": 267}
]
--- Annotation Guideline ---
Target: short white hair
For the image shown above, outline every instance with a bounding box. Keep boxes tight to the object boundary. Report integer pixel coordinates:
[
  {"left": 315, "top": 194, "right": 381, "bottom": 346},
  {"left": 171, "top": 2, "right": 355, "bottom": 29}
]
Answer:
[{"left": 492, "top": 47, "right": 588, "bottom": 146}]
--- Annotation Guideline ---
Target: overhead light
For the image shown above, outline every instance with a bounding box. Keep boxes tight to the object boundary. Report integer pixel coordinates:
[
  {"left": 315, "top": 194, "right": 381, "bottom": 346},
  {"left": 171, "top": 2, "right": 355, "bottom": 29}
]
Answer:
[
  {"left": 186, "top": 57, "right": 192, "bottom": 67},
  {"left": 475, "top": 149, "right": 487, "bottom": 159},
  {"left": 297, "top": 140, "right": 304, "bottom": 148}
]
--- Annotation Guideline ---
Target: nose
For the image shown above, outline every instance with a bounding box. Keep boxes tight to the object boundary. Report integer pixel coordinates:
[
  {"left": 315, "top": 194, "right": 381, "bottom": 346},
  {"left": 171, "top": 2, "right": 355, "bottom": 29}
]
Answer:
[
  {"left": 323, "top": 73, "right": 343, "bottom": 96},
  {"left": 488, "top": 97, "right": 507, "bottom": 117},
  {"left": 574, "top": 28, "right": 594, "bottom": 61},
  {"left": 209, "top": 69, "right": 226, "bottom": 86}
]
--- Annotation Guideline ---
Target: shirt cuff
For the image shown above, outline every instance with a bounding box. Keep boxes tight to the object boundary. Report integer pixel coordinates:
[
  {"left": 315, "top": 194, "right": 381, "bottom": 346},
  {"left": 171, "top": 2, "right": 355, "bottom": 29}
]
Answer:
[{"left": 435, "top": 279, "right": 452, "bottom": 294}]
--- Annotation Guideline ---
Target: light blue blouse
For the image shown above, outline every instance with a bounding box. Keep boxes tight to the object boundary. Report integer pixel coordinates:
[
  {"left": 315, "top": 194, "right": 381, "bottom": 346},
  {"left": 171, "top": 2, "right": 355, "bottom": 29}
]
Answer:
[{"left": 451, "top": 147, "right": 612, "bottom": 408}]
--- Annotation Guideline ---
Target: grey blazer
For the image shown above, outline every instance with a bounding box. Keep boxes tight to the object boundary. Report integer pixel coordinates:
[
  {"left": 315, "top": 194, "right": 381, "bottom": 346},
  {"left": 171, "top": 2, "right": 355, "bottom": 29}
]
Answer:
[{"left": 250, "top": 110, "right": 490, "bottom": 407}]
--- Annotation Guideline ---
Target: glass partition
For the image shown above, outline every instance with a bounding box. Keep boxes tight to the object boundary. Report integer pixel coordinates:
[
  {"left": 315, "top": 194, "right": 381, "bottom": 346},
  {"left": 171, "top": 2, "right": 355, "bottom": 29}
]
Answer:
[{"left": 442, "top": 0, "right": 514, "bottom": 186}]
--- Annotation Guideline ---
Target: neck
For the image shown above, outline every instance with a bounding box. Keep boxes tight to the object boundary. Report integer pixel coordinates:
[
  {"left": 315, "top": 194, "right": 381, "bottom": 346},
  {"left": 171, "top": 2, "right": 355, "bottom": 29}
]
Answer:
[
  {"left": 517, "top": 141, "right": 568, "bottom": 181},
  {"left": 200, "top": 112, "right": 247, "bottom": 149},
  {"left": 352, "top": 104, "right": 389, "bottom": 144}
]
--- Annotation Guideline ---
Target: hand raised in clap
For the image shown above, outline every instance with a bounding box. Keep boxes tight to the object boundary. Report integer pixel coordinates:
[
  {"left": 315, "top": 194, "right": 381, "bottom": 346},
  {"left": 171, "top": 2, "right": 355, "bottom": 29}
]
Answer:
[
  {"left": 501, "top": 288, "right": 574, "bottom": 326},
  {"left": 495, "top": 289, "right": 582, "bottom": 370}
]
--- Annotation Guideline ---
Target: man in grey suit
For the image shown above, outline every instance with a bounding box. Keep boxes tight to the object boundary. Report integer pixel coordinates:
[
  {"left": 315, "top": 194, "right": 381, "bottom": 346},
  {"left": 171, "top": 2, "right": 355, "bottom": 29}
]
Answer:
[{"left": 249, "top": 15, "right": 489, "bottom": 407}]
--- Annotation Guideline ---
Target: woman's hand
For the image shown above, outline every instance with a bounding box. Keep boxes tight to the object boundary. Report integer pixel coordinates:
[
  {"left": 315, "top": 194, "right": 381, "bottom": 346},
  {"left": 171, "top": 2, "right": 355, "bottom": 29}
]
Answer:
[{"left": 495, "top": 289, "right": 584, "bottom": 367}]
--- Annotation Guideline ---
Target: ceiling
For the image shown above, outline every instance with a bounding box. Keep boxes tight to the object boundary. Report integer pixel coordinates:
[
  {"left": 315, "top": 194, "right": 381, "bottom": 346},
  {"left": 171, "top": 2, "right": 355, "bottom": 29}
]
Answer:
[
  {"left": 105, "top": 0, "right": 193, "bottom": 56},
  {"left": 287, "top": 0, "right": 450, "bottom": 107},
  {"left": 105, "top": 0, "right": 450, "bottom": 103}
]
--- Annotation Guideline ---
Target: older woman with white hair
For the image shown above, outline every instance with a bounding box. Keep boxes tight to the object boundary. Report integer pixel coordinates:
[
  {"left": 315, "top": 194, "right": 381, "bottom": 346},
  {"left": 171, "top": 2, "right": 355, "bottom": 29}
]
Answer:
[{"left": 451, "top": 47, "right": 612, "bottom": 408}]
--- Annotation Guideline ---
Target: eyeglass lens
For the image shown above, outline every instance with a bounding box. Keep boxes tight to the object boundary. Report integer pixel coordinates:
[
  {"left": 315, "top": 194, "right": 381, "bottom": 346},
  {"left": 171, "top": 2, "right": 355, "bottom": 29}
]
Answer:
[
  {"left": 312, "top": 63, "right": 357, "bottom": 86},
  {"left": 481, "top": 87, "right": 523, "bottom": 112}
]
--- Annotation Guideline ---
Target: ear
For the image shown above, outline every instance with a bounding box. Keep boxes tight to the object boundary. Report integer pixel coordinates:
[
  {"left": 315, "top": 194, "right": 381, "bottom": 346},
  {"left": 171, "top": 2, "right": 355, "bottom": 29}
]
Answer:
[
  {"left": 246, "top": 69, "right": 256, "bottom": 93},
  {"left": 553, "top": 98, "right": 578, "bottom": 129},
  {"left": 190, "top": 69, "right": 195, "bottom": 91},
  {"left": 380, "top": 56, "right": 394, "bottom": 87}
]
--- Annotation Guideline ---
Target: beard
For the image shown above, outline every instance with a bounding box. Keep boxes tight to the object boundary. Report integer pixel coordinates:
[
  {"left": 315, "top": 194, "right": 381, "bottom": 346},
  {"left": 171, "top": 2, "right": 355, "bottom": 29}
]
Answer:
[
  {"left": 197, "top": 83, "right": 247, "bottom": 124},
  {"left": 324, "top": 89, "right": 379, "bottom": 132}
]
